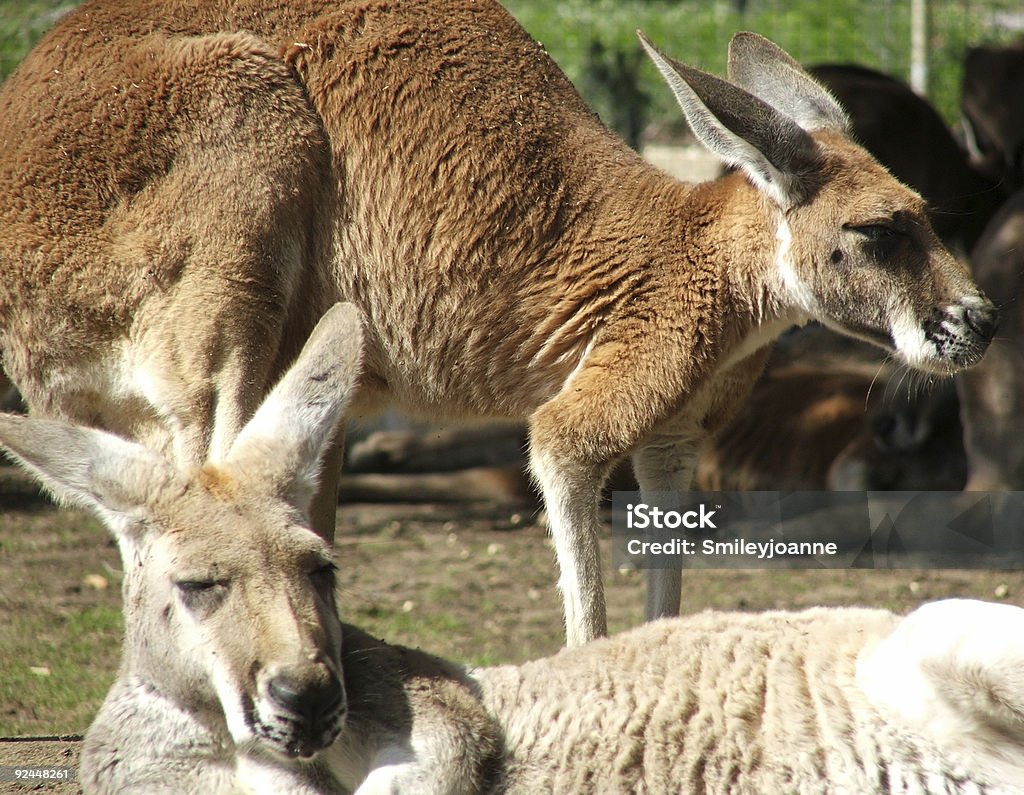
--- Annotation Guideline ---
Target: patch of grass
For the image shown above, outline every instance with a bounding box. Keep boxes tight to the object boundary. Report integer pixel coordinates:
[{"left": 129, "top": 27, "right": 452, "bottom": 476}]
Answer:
[
  {"left": 353, "top": 602, "right": 464, "bottom": 643},
  {"left": 0, "top": 512, "right": 108, "bottom": 555},
  {"left": 0, "top": 501, "right": 122, "bottom": 736},
  {"left": 0, "top": 0, "right": 77, "bottom": 81},
  {"left": 0, "top": 605, "right": 122, "bottom": 736}
]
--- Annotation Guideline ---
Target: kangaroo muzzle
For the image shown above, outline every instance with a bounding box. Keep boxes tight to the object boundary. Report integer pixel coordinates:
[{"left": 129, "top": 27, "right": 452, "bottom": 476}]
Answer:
[
  {"left": 925, "top": 297, "right": 998, "bottom": 368},
  {"left": 255, "top": 662, "right": 346, "bottom": 759}
]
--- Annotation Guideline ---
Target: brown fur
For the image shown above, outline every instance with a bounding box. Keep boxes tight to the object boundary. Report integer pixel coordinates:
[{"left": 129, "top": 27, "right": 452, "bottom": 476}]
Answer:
[
  {"left": 695, "top": 363, "right": 967, "bottom": 492},
  {"left": 696, "top": 366, "right": 881, "bottom": 490},
  {"left": 811, "top": 63, "right": 1003, "bottom": 252},
  {"left": 0, "top": 1, "right": 995, "bottom": 644}
]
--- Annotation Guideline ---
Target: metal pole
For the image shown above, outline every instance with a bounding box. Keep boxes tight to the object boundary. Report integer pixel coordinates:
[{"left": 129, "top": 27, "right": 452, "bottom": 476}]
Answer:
[{"left": 910, "top": 0, "right": 929, "bottom": 95}]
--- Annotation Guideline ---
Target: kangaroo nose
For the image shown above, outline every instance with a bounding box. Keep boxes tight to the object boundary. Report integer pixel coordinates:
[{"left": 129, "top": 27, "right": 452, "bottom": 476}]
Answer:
[
  {"left": 268, "top": 669, "right": 344, "bottom": 723},
  {"left": 965, "top": 303, "right": 998, "bottom": 344}
]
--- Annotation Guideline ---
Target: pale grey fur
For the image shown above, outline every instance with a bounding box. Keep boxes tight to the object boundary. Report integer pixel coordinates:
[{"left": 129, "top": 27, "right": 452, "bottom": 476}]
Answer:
[{"left": 472, "top": 604, "right": 1024, "bottom": 793}]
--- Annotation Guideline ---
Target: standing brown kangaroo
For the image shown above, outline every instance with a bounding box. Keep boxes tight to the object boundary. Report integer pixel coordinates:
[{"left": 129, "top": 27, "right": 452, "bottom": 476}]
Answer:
[{"left": 0, "top": 0, "right": 995, "bottom": 645}]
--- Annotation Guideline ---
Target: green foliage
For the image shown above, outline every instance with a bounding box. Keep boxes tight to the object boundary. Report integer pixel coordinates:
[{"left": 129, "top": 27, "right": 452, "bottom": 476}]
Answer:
[
  {"left": 505, "top": 0, "right": 726, "bottom": 140},
  {"left": 0, "top": 605, "right": 121, "bottom": 735},
  {"left": 0, "top": 0, "right": 75, "bottom": 80},
  {"left": 504, "top": 0, "right": 1023, "bottom": 140}
]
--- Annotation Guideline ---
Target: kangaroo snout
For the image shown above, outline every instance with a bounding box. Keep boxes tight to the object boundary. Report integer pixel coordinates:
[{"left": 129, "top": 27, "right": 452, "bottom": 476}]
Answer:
[
  {"left": 258, "top": 663, "right": 346, "bottom": 759},
  {"left": 925, "top": 298, "right": 998, "bottom": 368},
  {"left": 964, "top": 303, "right": 999, "bottom": 345},
  {"left": 267, "top": 668, "right": 345, "bottom": 721}
]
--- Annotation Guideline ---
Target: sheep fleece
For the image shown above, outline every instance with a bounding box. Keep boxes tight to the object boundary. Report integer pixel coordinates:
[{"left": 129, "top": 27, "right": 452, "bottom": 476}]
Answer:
[{"left": 475, "top": 608, "right": 987, "bottom": 794}]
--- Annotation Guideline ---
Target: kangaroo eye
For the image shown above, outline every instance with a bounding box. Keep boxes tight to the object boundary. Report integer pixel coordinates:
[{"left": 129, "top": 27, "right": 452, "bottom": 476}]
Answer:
[
  {"left": 310, "top": 561, "right": 337, "bottom": 588},
  {"left": 176, "top": 579, "right": 218, "bottom": 594},
  {"left": 849, "top": 223, "right": 898, "bottom": 241},
  {"left": 174, "top": 578, "right": 226, "bottom": 612}
]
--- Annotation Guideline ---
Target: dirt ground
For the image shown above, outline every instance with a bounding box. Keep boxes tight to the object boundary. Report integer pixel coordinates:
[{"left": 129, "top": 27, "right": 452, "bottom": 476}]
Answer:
[
  {"left": 2, "top": 462, "right": 1024, "bottom": 792},
  {"left": 0, "top": 738, "right": 80, "bottom": 794}
]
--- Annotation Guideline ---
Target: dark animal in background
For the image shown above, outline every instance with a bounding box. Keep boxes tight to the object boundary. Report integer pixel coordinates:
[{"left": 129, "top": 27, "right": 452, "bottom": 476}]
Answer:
[
  {"left": 695, "top": 328, "right": 967, "bottom": 492},
  {"left": 962, "top": 40, "right": 1024, "bottom": 191},
  {"left": 957, "top": 188, "right": 1024, "bottom": 489}
]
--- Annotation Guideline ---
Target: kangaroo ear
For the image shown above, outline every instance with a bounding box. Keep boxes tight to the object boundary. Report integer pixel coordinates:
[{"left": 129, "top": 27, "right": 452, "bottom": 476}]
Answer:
[
  {"left": 224, "top": 302, "right": 363, "bottom": 512},
  {"left": 638, "top": 30, "right": 822, "bottom": 207},
  {"left": 727, "top": 32, "right": 850, "bottom": 134},
  {"left": 0, "top": 412, "right": 177, "bottom": 535}
]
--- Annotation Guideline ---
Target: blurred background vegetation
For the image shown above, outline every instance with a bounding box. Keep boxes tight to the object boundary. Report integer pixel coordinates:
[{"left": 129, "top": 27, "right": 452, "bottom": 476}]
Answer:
[
  {"left": 0, "top": 1, "right": 74, "bottom": 78},
  {"left": 504, "top": 0, "right": 1023, "bottom": 147},
  {"left": 1, "top": 0, "right": 1022, "bottom": 147}
]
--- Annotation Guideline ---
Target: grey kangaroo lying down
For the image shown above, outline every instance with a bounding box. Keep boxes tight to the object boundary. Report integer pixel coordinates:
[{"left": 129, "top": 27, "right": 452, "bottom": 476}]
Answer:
[
  {"left": 0, "top": 0, "right": 997, "bottom": 646},
  {"left": 1, "top": 305, "right": 1021, "bottom": 794}
]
